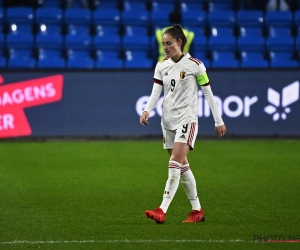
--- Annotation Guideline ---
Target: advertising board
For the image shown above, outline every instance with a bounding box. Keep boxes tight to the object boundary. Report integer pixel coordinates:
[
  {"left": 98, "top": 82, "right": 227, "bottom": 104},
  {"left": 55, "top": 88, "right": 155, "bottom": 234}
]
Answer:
[{"left": 0, "top": 70, "right": 299, "bottom": 138}]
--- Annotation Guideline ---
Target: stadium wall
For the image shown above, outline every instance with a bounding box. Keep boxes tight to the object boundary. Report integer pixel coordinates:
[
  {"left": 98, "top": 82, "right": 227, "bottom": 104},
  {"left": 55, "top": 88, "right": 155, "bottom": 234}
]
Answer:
[{"left": 0, "top": 69, "right": 299, "bottom": 139}]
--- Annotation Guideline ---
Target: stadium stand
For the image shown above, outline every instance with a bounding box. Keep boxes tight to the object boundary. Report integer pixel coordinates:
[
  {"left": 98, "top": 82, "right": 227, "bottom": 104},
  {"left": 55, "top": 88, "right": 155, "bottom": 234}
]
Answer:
[
  {"left": 124, "top": 50, "right": 153, "bottom": 68},
  {"left": 0, "top": 0, "right": 298, "bottom": 69},
  {"left": 96, "top": 50, "right": 123, "bottom": 69}
]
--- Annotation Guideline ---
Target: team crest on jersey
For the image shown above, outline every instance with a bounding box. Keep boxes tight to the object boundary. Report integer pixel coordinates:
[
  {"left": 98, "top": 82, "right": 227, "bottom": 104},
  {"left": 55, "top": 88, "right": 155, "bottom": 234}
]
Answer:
[{"left": 180, "top": 71, "right": 186, "bottom": 79}]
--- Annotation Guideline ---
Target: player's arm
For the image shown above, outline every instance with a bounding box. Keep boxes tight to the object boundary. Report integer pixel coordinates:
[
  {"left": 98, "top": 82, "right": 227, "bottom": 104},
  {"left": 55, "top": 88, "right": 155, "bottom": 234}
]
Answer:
[
  {"left": 140, "top": 63, "right": 164, "bottom": 126},
  {"left": 140, "top": 82, "right": 163, "bottom": 126},
  {"left": 196, "top": 71, "right": 226, "bottom": 137}
]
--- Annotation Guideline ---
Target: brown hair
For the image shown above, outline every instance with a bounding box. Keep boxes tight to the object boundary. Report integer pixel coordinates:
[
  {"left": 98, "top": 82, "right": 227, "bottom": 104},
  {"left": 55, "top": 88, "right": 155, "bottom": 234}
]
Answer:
[{"left": 163, "top": 24, "right": 187, "bottom": 53}]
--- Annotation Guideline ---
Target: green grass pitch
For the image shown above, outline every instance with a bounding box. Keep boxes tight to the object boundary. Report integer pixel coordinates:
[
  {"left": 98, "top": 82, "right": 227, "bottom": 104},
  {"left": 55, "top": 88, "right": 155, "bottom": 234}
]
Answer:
[{"left": 0, "top": 139, "right": 299, "bottom": 250}]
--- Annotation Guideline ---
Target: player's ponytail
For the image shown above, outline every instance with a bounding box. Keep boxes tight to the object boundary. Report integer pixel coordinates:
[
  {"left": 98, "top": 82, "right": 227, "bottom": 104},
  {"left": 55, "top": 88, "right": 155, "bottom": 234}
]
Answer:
[{"left": 163, "top": 24, "right": 187, "bottom": 53}]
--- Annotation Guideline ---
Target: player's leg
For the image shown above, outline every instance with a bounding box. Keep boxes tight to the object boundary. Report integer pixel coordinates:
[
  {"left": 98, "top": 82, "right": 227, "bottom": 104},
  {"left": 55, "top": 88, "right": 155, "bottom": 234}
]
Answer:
[
  {"left": 181, "top": 160, "right": 201, "bottom": 208},
  {"left": 169, "top": 149, "right": 201, "bottom": 212},
  {"left": 159, "top": 128, "right": 182, "bottom": 212},
  {"left": 162, "top": 124, "right": 201, "bottom": 214},
  {"left": 172, "top": 122, "right": 205, "bottom": 222},
  {"left": 157, "top": 125, "right": 196, "bottom": 215},
  {"left": 145, "top": 127, "right": 179, "bottom": 223}
]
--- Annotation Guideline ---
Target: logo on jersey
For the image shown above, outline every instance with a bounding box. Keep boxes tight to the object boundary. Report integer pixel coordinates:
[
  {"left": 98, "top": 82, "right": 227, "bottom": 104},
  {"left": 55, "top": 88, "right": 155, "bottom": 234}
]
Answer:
[
  {"left": 179, "top": 134, "right": 186, "bottom": 139},
  {"left": 180, "top": 71, "right": 186, "bottom": 79}
]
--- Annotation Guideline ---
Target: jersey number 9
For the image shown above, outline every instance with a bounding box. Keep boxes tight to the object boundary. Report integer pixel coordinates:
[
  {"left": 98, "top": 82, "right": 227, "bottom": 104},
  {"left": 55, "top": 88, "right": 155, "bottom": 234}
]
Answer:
[{"left": 171, "top": 79, "right": 176, "bottom": 92}]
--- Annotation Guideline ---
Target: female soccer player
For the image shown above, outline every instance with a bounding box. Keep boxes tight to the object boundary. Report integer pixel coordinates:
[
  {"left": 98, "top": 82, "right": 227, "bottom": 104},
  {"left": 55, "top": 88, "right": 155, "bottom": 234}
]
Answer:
[{"left": 140, "top": 24, "right": 226, "bottom": 223}]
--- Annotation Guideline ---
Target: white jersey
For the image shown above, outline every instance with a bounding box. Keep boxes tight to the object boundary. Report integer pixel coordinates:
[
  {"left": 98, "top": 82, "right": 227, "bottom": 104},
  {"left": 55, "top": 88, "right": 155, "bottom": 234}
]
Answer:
[{"left": 153, "top": 53, "right": 209, "bottom": 130}]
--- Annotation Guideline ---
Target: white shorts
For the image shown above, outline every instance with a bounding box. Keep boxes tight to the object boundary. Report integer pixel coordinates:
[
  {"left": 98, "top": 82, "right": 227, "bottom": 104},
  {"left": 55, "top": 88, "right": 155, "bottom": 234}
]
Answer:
[{"left": 162, "top": 122, "right": 198, "bottom": 150}]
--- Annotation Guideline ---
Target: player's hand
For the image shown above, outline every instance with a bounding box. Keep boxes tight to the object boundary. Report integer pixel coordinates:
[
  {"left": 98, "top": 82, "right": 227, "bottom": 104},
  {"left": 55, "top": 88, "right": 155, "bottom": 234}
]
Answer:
[
  {"left": 140, "top": 111, "right": 149, "bottom": 126},
  {"left": 215, "top": 124, "right": 226, "bottom": 137}
]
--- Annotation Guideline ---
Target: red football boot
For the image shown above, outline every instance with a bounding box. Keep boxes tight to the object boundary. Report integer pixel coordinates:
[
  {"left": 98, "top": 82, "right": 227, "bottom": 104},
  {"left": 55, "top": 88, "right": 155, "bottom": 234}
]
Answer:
[
  {"left": 182, "top": 209, "right": 205, "bottom": 223},
  {"left": 145, "top": 207, "right": 166, "bottom": 224}
]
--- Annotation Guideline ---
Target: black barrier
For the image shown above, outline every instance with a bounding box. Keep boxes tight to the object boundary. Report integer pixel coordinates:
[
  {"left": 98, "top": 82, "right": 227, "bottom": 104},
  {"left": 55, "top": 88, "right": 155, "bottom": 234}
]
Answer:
[{"left": 0, "top": 70, "right": 299, "bottom": 138}]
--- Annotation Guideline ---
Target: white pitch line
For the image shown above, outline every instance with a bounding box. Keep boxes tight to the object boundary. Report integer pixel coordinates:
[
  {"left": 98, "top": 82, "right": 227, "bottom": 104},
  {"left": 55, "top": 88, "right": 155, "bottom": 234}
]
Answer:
[{"left": 1, "top": 239, "right": 252, "bottom": 245}]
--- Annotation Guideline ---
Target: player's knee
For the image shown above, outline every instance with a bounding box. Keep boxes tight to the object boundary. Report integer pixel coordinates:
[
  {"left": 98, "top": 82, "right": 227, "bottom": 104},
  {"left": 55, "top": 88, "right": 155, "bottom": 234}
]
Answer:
[{"left": 170, "top": 157, "right": 184, "bottom": 165}]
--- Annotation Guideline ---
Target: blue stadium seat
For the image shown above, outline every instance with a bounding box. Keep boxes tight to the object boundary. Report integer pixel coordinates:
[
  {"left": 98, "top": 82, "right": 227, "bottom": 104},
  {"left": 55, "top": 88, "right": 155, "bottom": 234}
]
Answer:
[
  {"left": 209, "top": 36, "right": 237, "bottom": 52},
  {"left": 94, "top": 26, "right": 121, "bottom": 50},
  {"left": 239, "top": 26, "right": 264, "bottom": 38},
  {"left": 123, "top": 1, "right": 148, "bottom": 11},
  {"left": 6, "top": 7, "right": 34, "bottom": 24},
  {"left": 179, "top": 0, "right": 206, "bottom": 2},
  {"left": 65, "top": 34, "right": 92, "bottom": 50},
  {"left": 66, "top": 0, "right": 88, "bottom": 8},
  {"left": 150, "top": 2, "right": 174, "bottom": 26},
  {"left": 236, "top": 10, "right": 265, "bottom": 28},
  {"left": 0, "top": 34, "right": 4, "bottom": 49},
  {"left": 94, "top": 0, "right": 121, "bottom": 9},
  {"left": 124, "top": 50, "right": 152, "bottom": 68},
  {"left": 211, "top": 51, "right": 239, "bottom": 68},
  {"left": 207, "top": 10, "right": 236, "bottom": 28},
  {"left": 0, "top": 35, "right": 6, "bottom": 68},
  {"left": 38, "top": 49, "right": 65, "bottom": 69},
  {"left": 193, "top": 35, "right": 207, "bottom": 52},
  {"left": 0, "top": 8, "right": 4, "bottom": 26},
  {"left": 95, "top": 25, "right": 120, "bottom": 36},
  {"left": 65, "top": 9, "right": 92, "bottom": 36},
  {"left": 180, "top": 1, "right": 204, "bottom": 12},
  {"left": 93, "top": 8, "right": 121, "bottom": 26},
  {"left": 181, "top": 10, "right": 206, "bottom": 28},
  {"left": 210, "top": 26, "right": 235, "bottom": 37},
  {"left": 96, "top": 50, "right": 123, "bottom": 69},
  {"left": 187, "top": 26, "right": 206, "bottom": 37},
  {"left": 187, "top": 26, "right": 207, "bottom": 51},
  {"left": 269, "top": 51, "right": 298, "bottom": 68},
  {"left": 240, "top": 51, "right": 269, "bottom": 68},
  {"left": 122, "top": 8, "right": 149, "bottom": 26},
  {"left": 238, "top": 36, "right": 266, "bottom": 52},
  {"left": 0, "top": 55, "right": 6, "bottom": 68},
  {"left": 8, "top": 48, "right": 36, "bottom": 68},
  {"left": 266, "top": 37, "right": 294, "bottom": 52},
  {"left": 268, "top": 26, "right": 293, "bottom": 38},
  {"left": 37, "top": 23, "right": 62, "bottom": 35},
  {"left": 6, "top": 33, "right": 34, "bottom": 49},
  {"left": 65, "top": 34, "right": 94, "bottom": 68},
  {"left": 6, "top": 7, "right": 34, "bottom": 36},
  {"left": 295, "top": 11, "right": 300, "bottom": 26},
  {"left": 122, "top": 26, "right": 150, "bottom": 51},
  {"left": 67, "top": 24, "right": 90, "bottom": 35},
  {"left": 151, "top": 0, "right": 176, "bottom": 2},
  {"left": 265, "top": 11, "right": 293, "bottom": 27},
  {"left": 207, "top": 0, "right": 233, "bottom": 11},
  {"left": 67, "top": 49, "right": 95, "bottom": 69},
  {"left": 36, "top": 33, "right": 63, "bottom": 50},
  {"left": 36, "top": 7, "right": 63, "bottom": 25},
  {"left": 7, "top": 24, "right": 32, "bottom": 34},
  {"left": 40, "top": 0, "right": 62, "bottom": 8},
  {"left": 296, "top": 36, "right": 300, "bottom": 51},
  {"left": 65, "top": 8, "right": 92, "bottom": 25}
]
